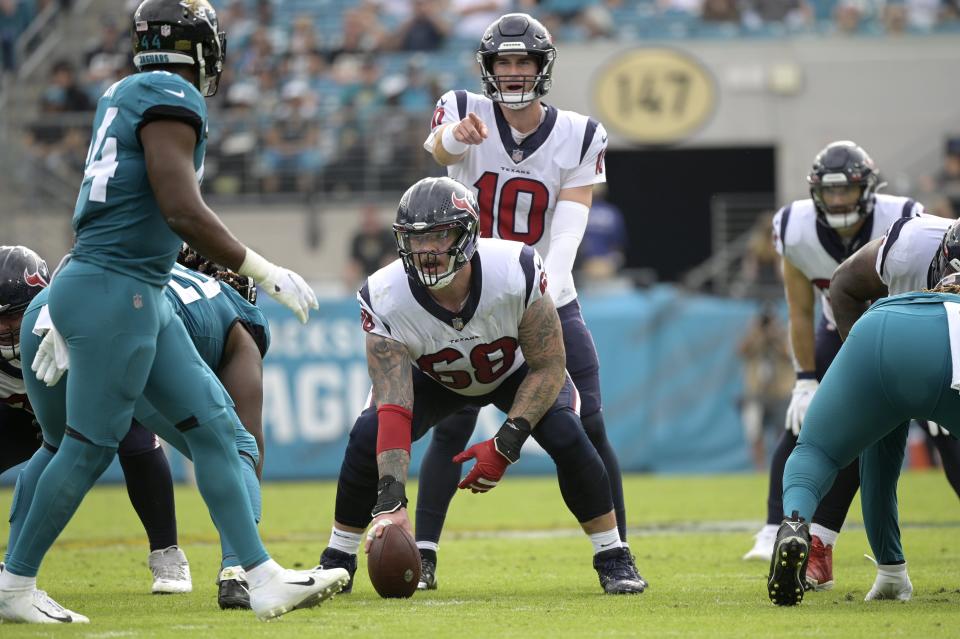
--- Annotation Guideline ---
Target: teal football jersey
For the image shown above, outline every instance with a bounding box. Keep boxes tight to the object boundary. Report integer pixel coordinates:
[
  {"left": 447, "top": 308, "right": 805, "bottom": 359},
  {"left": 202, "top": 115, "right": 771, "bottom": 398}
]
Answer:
[
  {"left": 164, "top": 264, "right": 270, "bottom": 369},
  {"left": 72, "top": 71, "right": 208, "bottom": 286}
]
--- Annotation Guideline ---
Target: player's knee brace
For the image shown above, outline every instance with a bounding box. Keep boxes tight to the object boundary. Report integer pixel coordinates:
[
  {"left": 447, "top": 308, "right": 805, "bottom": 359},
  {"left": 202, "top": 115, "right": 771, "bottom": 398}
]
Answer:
[{"left": 117, "top": 420, "right": 160, "bottom": 457}]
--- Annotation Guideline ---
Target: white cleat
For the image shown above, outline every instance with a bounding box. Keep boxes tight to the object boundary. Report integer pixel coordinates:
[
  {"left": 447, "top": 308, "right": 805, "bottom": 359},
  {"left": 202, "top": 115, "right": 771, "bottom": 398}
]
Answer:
[
  {"left": 250, "top": 567, "right": 349, "bottom": 621},
  {"left": 149, "top": 546, "right": 192, "bottom": 594},
  {"left": 865, "top": 563, "right": 913, "bottom": 601},
  {"left": 0, "top": 588, "right": 89, "bottom": 623},
  {"left": 742, "top": 525, "right": 777, "bottom": 561}
]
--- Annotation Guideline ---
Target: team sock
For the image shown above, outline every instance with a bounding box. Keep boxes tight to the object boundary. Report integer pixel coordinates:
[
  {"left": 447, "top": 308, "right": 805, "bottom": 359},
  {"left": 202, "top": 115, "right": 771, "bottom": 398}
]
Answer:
[
  {"left": 328, "top": 527, "right": 362, "bottom": 556},
  {"left": 589, "top": 528, "right": 622, "bottom": 554}
]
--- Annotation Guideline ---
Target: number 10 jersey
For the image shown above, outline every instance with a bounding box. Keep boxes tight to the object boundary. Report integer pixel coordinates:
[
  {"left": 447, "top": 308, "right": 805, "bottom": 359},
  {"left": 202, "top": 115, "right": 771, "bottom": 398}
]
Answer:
[{"left": 423, "top": 90, "right": 607, "bottom": 307}]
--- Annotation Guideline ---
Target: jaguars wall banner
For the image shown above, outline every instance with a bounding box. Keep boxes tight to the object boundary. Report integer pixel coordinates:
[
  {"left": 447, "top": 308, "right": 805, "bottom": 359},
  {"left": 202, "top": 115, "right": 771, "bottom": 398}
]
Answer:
[{"left": 1, "top": 287, "right": 756, "bottom": 484}]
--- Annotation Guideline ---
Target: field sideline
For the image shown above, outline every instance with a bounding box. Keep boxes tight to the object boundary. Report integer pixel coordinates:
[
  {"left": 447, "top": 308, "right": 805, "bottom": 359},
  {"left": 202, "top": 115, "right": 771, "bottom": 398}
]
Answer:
[{"left": 1, "top": 472, "right": 959, "bottom": 637}]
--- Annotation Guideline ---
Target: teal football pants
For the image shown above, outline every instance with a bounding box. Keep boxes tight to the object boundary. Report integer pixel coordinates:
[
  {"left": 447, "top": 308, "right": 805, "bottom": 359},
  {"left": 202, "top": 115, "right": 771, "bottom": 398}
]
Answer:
[
  {"left": 5, "top": 262, "right": 268, "bottom": 577},
  {"left": 784, "top": 302, "right": 960, "bottom": 564}
]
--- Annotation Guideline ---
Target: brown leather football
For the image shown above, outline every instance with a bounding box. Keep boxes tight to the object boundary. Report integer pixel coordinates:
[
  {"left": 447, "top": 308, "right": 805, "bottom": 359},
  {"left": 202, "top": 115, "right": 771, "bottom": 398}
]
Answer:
[{"left": 367, "top": 524, "right": 421, "bottom": 598}]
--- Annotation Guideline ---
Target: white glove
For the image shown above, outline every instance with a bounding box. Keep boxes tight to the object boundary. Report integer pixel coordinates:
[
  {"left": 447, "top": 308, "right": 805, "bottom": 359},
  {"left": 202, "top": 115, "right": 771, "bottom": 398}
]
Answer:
[
  {"left": 865, "top": 562, "right": 912, "bottom": 601},
  {"left": 925, "top": 420, "right": 951, "bottom": 437},
  {"left": 238, "top": 248, "right": 318, "bottom": 324},
  {"left": 31, "top": 325, "right": 69, "bottom": 387},
  {"left": 785, "top": 378, "right": 818, "bottom": 436}
]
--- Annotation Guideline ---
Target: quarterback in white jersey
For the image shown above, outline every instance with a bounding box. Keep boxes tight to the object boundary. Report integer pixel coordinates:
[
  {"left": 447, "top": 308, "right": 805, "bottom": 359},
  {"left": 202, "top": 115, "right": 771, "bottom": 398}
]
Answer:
[
  {"left": 316, "top": 177, "right": 646, "bottom": 596},
  {"left": 747, "top": 142, "right": 925, "bottom": 592},
  {"left": 416, "top": 13, "right": 631, "bottom": 590}
]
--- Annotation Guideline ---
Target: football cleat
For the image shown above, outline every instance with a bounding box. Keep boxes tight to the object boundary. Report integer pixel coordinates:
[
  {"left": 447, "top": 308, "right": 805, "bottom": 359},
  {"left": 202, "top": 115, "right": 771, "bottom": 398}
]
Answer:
[
  {"left": 417, "top": 556, "right": 437, "bottom": 591},
  {"left": 767, "top": 512, "right": 811, "bottom": 606},
  {"left": 217, "top": 566, "right": 250, "bottom": 610},
  {"left": 593, "top": 547, "right": 646, "bottom": 594},
  {"left": 0, "top": 588, "right": 89, "bottom": 623},
  {"left": 249, "top": 567, "right": 349, "bottom": 621},
  {"left": 804, "top": 535, "right": 834, "bottom": 591},
  {"left": 742, "top": 525, "right": 777, "bottom": 561},
  {"left": 865, "top": 562, "right": 913, "bottom": 601},
  {"left": 148, "top": 545, "right": 192, "bottom": 594},
  {"left": 318, "top": 547, "right": 356, "bottom": 594}
]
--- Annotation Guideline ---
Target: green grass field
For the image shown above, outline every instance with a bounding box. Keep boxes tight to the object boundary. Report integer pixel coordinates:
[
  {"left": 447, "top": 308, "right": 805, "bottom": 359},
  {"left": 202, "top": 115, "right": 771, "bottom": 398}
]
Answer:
[{"left": 1, "top": 472, "right": 959, "bottom": 638}]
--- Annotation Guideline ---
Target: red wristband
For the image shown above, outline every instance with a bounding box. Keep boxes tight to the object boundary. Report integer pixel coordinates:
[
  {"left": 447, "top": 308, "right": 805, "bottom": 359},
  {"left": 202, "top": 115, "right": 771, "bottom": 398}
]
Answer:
[{"left": 376, "top": 404, "right": 413, "bottom": 455}]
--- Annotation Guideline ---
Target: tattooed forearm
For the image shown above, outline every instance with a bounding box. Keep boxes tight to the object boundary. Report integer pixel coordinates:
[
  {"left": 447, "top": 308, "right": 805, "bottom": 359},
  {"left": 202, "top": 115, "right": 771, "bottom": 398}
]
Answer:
[
  {"left": 377, "top": 448, "right": 411, "bottom": 483},
  {"left": 366, "top": 333, "right": 414, "bottom": 409},
  {"left": 512, "top": 294, "right": 566, "bottom": 427}
]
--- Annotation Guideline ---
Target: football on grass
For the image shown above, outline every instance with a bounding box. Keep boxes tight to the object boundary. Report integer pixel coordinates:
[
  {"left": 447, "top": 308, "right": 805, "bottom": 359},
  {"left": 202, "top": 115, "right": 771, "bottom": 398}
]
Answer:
[{"left": 367, "top": 523, "right": 421, "bottom": 598}]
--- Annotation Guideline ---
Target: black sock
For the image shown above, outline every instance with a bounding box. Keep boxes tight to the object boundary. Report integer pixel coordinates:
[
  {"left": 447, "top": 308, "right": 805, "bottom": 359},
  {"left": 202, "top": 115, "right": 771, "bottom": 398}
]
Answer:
[{"left": 119, "top": 446, "right": 178, "bottom": 551}]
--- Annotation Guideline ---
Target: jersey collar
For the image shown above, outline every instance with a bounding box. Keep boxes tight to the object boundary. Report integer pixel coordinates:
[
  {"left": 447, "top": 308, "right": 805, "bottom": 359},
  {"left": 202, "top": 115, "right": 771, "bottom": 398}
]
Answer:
[
  {"left": 815, "top": 214, "right": 874, "bottom": 264},
  {"left": 494, "top": 103, "right": 558, "bottom": 164},
  {"left": 408, "top": 252, "right": 483, "bottom": 331}
]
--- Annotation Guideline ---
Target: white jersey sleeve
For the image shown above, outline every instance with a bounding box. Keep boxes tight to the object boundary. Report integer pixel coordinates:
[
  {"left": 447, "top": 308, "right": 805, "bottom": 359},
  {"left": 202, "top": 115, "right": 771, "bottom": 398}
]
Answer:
[
  {"left": 357, "top": 280, "right": 394, "bottom": 342},
  {"left": 423, "top": 89, "right": 468, "bottom": 153},
  {"left": 524, "top": 245, "right": 548, "bottom": 309},
  {"left": 562, "top": 120, "right": 607, "bottom": 190},
  {"left": 875, "top": 214, "right": 952, "bottom": 295}
]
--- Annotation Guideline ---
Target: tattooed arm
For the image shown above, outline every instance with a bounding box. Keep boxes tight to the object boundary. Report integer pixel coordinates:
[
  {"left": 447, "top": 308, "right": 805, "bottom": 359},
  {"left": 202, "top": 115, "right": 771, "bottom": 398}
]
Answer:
[
  {"left": 366, "top": 332, "right": 414, "bottom": 482},
  {"left": 511, "top": 293, "right": 567, "bottom": 427}
]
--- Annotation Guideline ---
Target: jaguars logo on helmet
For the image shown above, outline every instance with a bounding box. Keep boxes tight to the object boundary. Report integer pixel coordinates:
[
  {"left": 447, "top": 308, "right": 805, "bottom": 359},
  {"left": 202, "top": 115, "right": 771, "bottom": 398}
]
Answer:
[
  {"left": 807, "top": 141, "right": 883, "bottom": 230},
  {"left": 476, "top": 13, "right": 556, "bottom": 110},
  {"left": 394, "top": 177, "right": 480, "bottom": 289},
  {"left": 0, "top": 245, "right": 50, "bottom": 361},
  {"left": 131, "top": 0, "right": 226, "bottom": 97}
]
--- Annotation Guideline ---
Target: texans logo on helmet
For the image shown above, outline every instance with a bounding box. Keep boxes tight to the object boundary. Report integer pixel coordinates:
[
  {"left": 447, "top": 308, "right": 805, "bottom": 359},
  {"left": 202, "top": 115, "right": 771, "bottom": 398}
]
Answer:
[
  {"left": 451, "top": 192, "right": 476, "bottom": 217},
  {"left": 23, "top": 267, "right": 48, "bottom": 288}
]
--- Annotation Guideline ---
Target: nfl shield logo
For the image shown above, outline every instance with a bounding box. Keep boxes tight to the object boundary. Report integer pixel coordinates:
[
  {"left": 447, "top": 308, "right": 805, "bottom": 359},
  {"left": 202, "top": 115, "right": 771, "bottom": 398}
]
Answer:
[
  {"left": 452, "top": 317, "right": 464, "bottom": 331},
  {"left": 160, "top": 25, "right": 171, "bottom": 36},
  {"left": 511, "top": 149, "right": 524, "bottom": 162},
  {"left": 133, "top": 294, "right": 143, "bottom": 309}
]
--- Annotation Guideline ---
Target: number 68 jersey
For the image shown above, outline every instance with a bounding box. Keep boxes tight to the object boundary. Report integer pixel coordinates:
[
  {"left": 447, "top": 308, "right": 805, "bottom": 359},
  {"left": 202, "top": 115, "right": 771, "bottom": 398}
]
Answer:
[
  {"left": 423, "top": 90, "right": 607, "bottom": 307},
  {"left": 358, "top": 238, "right": 547, "bottom": 397}
]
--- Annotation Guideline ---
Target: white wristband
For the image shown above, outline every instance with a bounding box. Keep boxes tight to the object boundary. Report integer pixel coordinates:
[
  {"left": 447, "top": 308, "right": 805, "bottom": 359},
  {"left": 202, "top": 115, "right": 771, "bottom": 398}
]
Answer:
[
  {"left": 237, "top": 247, "right": 274, "bottom": 282},
  {"left": 441, "top": 124, "right": 469, "bottom": 156}
]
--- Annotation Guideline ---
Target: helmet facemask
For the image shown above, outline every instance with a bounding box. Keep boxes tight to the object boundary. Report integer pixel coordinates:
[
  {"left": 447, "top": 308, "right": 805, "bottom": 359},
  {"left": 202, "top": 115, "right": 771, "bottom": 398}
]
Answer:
[
  {"left": 810, "top": 178, "right": 869, "bottom": 229},
  {"left": 478, "top": 50, "right": 555, "bottom": 110},
  {"left": 0, "top": 312, "right": 23, "bottom": 362},
  {"left": 395, "top": 221, "right": 476, "bottom": 289}
]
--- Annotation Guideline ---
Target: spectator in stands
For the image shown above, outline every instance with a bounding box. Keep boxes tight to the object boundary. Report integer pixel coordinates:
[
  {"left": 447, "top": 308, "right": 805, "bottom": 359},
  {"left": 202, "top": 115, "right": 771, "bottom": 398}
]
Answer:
[
  {"left": 325, "top": 6, "right": 384, "bottom": 64},
  {"left": 576, "top": 184, "right": 628, "bottom": 285},
  {"left": 738, "top": 304, "right": 794, "bottom": 470},
  {"left": 918, "top": 136, "right": 960, "bottom": 218},
  {"left": 340, "top": 56, "right": 386, "bottom": 126},
  {"left": 259, "top": 80, "right": 324, "bottom": 193},
  {"left": 577, "top": 4, "right": 617, "bottom": 38},
  {"left": 731, "top": 212, "right": 782, "bottom": 299},
  {"left": 742, "top": 0, "right": 812, "bottom": 29},
  {"left": 41, "top": 59, "right": 93, "bottom": 112},
  {"left": 222, "top": 0, "right": 256, "bottom": 51},
  {"left": 344, "top": 204, "right": 397, "bottom": 290},
  {"left": 388, "top": 0, "right": 450, "bottom": 51},
  {"left": 450, "top": 0, "right": 511, "bottom": 40},
  {"left": 702, "top": 0, "right": 741, "bottom": 22},
  {"left": 289, "top": 14, "right": 320, "bottom": 56}
]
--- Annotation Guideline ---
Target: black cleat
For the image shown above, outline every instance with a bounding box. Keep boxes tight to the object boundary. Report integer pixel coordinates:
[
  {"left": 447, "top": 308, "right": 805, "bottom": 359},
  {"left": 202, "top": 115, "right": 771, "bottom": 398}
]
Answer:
[
  {"left": 318, "top": 547, "right": 357, "bottom": 594},
  {"left": 593, "top": 547, "right": 646, "bottom": 594},
  {"left": 767, "top": 511, "right": 811, "bottom": 606},
  {"left": 217, "top": 567, "right": 250, "bottom": 610},
  {"left": 626, "top": 552, "right": 649, "bottom": 589},
  {"left": 417, "top": 556, "right": 437, "bottom": 591}
]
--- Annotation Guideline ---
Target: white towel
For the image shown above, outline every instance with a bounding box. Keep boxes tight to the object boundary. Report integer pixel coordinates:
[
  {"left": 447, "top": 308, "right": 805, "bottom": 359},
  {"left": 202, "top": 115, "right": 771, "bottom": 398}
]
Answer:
[
  {"left": 33, "top": 304, "right": 53, "bottom": 336},
  {"left": 944, "top": 302, "right": 960, "bottom": 394}
]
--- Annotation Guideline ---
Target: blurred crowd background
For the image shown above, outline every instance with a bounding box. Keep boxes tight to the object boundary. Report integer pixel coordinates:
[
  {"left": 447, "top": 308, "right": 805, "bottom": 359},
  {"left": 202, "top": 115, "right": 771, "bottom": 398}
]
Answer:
[{"left": 1, "top": 0, "right": 959, "bottom": 475}]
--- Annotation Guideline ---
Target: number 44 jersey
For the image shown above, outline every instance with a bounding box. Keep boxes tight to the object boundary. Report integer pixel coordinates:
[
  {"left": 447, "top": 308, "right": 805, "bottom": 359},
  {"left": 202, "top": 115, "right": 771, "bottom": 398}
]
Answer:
[
  {"left": 423, "top": 90, "right": 607, "bottom": 307},
  {"left": 358, "top": 238, "right": 547, "bottom": 397}
]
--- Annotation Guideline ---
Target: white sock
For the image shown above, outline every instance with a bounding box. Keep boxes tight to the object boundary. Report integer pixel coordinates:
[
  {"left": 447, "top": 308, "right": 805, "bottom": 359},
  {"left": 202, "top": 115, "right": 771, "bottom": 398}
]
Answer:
[
  {"left": 328, "top": 527, "right": 362, "bottom": 556},
  {"left": 416, "top": 541, "right": 439, "bottom": 553},
  {"left": 0, "top": 569, "right": 38, "bottom": 591},
  {"left": 245, "top": 559, "right": 283, "bottom": 589},
  {"left": 810, "top": 524, "right": 839, "bottom": 547},
  {"left": 589, "top": 528, "right": 622, "bottom": 554}
]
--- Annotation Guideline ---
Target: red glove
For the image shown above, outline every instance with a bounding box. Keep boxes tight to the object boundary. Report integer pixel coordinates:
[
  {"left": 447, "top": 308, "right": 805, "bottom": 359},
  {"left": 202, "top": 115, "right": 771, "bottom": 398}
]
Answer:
[{"left": 453, "top": 439, "right": 510, "bottom": 493}]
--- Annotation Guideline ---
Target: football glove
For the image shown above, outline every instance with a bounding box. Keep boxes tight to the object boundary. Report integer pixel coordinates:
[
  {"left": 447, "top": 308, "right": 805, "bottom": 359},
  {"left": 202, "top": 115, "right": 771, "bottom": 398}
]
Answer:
[
  {"left": 785, "top": 378, "right": 818, "bottom": 436},
  {"left": 924, "top": 420, "right": 950, "bottom": 438},
  {"left": 865, "top": 562, "right": 912, "bottom": 601},
  {"left": 238, "top": 249, "right": 317, "bottom": 324},
  {"left": 453, "top": 418, "right": 531, "bottom": 493}
]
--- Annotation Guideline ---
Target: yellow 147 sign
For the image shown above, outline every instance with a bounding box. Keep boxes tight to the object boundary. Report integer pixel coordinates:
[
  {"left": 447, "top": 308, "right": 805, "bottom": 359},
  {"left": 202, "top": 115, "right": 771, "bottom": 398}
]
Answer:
[{"left": 593, "top": 48, "right": 716, "bottom": 145}]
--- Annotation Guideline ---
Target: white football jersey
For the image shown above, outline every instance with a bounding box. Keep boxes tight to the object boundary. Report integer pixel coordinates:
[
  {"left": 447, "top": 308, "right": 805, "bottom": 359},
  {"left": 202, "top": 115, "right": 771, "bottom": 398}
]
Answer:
[
  {"left": 773, "top": 194, "right": 923, "bottom": 325},
  {"left": 358, "top": 238, "right": 547, "bottom": 397},
  {"left": 423, "top": 90, "right": 607, "bottom": 307},
  {"left": 876, "top": 214, "right": 951, "bottom": 295},
  {"left": 0, "top": 359, "right": 29, "bottom": 411}
]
